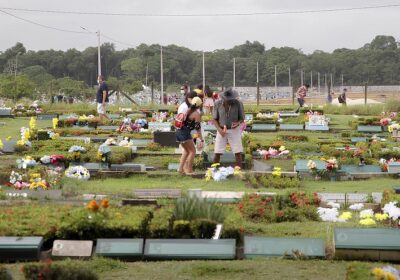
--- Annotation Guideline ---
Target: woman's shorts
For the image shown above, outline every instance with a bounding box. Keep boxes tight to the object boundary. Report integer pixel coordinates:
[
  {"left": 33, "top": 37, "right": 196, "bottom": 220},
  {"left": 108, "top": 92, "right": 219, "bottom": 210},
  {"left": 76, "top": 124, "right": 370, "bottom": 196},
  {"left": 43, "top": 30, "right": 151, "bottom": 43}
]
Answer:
[{"left": 176, "top": 128, "right": 192, "bottom": 143}]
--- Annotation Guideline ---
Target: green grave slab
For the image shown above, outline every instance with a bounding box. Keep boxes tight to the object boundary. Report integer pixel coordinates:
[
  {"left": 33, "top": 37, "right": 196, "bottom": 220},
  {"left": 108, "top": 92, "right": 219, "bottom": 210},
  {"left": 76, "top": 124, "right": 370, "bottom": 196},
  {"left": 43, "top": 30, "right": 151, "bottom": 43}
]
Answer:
[
  {"left": 108, "top": 113, "right": 121, "bottom": 119},
  {"left": 341, "top": 165, "right": 382, "bottom": 174},
  {"left": 351, "top": 137, "right": 367, "bottom": 143},
  {"left": 97, "top": 125, "right": 119, "bottom": 131},
  {"left": 168, "top": 163, "right": 180, "bottom": 171},
  {"left": 305, "top": 124, "right": 329, "bottom": 131},
  {"left": 251, "top": 124, "right": 277, "bottom": 132},
  {"left": 0, "top": 236, "right": 43, "bottom": 261},
  {"left": 204, "top": 152, "right": 245, "bottom": 167},
  {"left": 95, "top": 239, "right": 143, "bottom": 258},
  {"left": 387, "top": 162, "right": 400, "bottom": 174},
  {"left": 144, "top": 239, "right": 236, "bottom": 260},
  {"left": 279, "top": 124, "right": 304, "bottom": 130},
  {"left": 278, "top": 112, "right": 300, "bottom": 117},
  {"left": 295, "top": 160, "right": 326, "bottom": 172},
  {"left": 244, "top": 236, "right": 325, "bottom": 258},
  {"left": 203, "top": 124, "right": 217, "bottom": 132},
  {"left": 37, "top": 114, "right": 58, "bottom": 120},
  {"left": 334, "top": 228, "right": 400, "bottom": 250},
  {"left": 357, "top": 125, "right": 382, "bottom": 133}
]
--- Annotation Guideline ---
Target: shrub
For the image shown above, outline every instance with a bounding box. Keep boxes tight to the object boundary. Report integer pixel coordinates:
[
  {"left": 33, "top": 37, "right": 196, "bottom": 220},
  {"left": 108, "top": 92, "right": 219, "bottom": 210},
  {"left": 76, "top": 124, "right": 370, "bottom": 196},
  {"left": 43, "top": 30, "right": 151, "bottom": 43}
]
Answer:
[
  {"left": 281, "top": 135, "right": 308, "bottom": 142},
  {"left": 22, "top": 261, "right": 98, "bottom": 280},
  {"left": 146, "top": 142, "right": 162, "bottom": 151},
  {"left": 172, "top": 220, "right": 193, "bottom": 238},
  {"left": 191, "top": 218, "right": 217, "bottom": 239},
  {"left": 148, "top": 207, "right": 174, "bottom": 238},
  {"left": 108, "top": 146, "right": 132, "bottom": 164},
  {"left": 173, "top": 196, "right": 225, "bottom": 223},
  {"left": 258, "top": 175, "right": 302, "bottom": 189},
  {"left": 221, "top": 207, "right": 245, "bottom": 241},
  {"left": 0, "top": 265, "right": 12, "bottom": 280}
]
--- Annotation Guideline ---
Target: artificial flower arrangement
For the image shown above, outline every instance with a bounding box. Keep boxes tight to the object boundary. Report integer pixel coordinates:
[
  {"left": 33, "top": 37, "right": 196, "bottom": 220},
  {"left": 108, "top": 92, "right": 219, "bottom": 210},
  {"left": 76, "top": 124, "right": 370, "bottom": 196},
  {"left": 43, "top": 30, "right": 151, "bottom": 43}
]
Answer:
[
  {"left": 118, "top": 137, "right": 135, "bottom": 147},
  {"left": 0, "top": 139, "right": 3, "bottom": 151},
  {"left": 379, "top": 158, "right": 400, "bottom": 172},
  {"left": 68, "top": 145, "right": 87, "bottom": 162},
  {"left": 307, "top": 160, "right": 318, "bottom": 175},
  {"left": 271, "top": 167, "right": 282, "bottom": 177},
  {"left": 151, "top": 112, "right": 169, "bottom": 123},
  {"left": 16, "top": 156, "right": 37, "bottom": 169},
  {"left": 116, "top": 117, "right": 146, "bottom": 133},
  {"left": 9, "top": 171, "right": 30, "bottom": 190},
  {"left": 39, "top": 155, "right": 65, "bottom": 165},
  {"left": 47, "top": 130, "right": 60, "bottom": 139},
  {"left": 17, "top": 127, "right": 32, "bottom": 147},
  {"left": 380, "top": 117, "right": 392, "bottom": 126},
  {"left": 65, "top": 165, "right": 90, "bottom": 180},
  {"left": 388, "top": 123, "right": 400, "bottom": 133},
  {"left": 255, "top": 112, "right": 279, "bottom": 120},
  {"left": 372, "top": 266, "right": 399, "bottom": 280},
  {"left": 52, "top": 118, "right": 58, "bottom": 129},
  {"left": 325, "top": 158, "right": 339, "bottom": 173},
  {"left": 28, "top": 172, "right": 49, "bottom": 190},
  {"left": 29, "top": 116, "right": 36, "bottom": 130},
  {"left": 205, "top": 163, "right": 243, "bottom": 182},
  {"left": 97, "top": 143, "right": 112, "bottom": 162},
  {"left": 257, "top": 146, "right": 289, "bottom": 159}
]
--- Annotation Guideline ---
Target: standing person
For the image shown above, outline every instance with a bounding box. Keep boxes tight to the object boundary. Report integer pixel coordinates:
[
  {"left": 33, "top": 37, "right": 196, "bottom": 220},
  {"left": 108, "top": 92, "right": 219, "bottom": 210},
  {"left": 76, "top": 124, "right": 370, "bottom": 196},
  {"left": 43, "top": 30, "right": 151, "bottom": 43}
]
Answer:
[
  {"left": 203, "top": 85, "right": 214, "bottom": 115},
  {"left": 327, "top": 91, "right": 334, "bottom": 104},
  {"left": 96, "top": 75, "right": 110, "bottom": 122},
  {"left": 179, "top": 84, "right": 189, "bottom": 103},
  {"left": 176, "top": 91, "right": 204, "bottom": 175},
  {"left": 212, "top": 88, "right": 245, "bottom": 168},
  {"left": 338, "top": 88, "right": 347, "bottom": 105},
  {"left": 295, "top": 84, "right": 310, "bottom": 113}
]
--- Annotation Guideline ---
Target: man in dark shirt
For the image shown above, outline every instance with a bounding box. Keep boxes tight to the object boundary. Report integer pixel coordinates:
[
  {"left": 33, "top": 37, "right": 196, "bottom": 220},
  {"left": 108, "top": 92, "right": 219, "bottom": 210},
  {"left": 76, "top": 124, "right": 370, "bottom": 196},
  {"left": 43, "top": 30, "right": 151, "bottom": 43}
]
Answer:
[
  {"left": 96, "top": 75, "right": 110, "bottom": 121},
  {"left": 212, "top": 88, "right": 245, "bottom": 168}
]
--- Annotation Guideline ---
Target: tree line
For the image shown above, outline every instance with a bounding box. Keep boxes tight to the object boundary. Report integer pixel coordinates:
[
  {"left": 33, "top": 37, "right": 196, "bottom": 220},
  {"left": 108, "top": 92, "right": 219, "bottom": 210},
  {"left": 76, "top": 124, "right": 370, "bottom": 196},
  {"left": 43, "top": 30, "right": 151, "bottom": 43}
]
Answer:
[{"left": 0, "top": 35, "right": 399, "bottom": 99}]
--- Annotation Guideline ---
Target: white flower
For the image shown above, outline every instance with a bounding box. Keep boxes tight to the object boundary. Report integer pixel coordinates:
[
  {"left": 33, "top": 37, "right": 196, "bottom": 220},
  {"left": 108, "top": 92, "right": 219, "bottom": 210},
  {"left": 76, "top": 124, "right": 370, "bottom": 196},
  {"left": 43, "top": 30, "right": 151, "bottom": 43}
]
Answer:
[
  {"left": 317, "top": 207, "right": 339, "bottom": 222},
  {"left": 382, "top": 201, "right": 400, "bottom": 221},
  {"left": 327, "top": 201, "right": 340, "bottom": 209},
  {"left": 359, "top": 209, "right": 374, "bottom": 218},
  {"left": 349, "top": 203, "right": 364, "bottom": 211}
]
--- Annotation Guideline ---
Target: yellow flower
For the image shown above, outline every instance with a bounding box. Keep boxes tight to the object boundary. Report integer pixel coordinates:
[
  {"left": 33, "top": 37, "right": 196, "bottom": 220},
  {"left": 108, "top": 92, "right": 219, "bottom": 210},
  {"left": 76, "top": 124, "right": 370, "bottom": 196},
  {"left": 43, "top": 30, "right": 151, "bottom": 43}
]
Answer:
[
  {"left": 372, "top": 267, "right": 385, "bottom": 277},
  {"left": 272, "top": 167, "right": 282, "bottom": 177},
  {"left": 278, "top": 146, "right": 286, "bottom": 152},
  {"left": 211, "top": 163, "right": 220, "bottom": 168},
  {"left": 52, "top": 118, "right": 59, "bottom": 129},
  {"left": 233, "top": 166, "right": 243, "bottom": 177},
  {"left": 6, "top": 136, "right": 12, "bottom": 141},
  {"left": 0, "top": 139, "right": 3, "bottom": 150},
  {"left": 87, "top": 200, "right": 99, "bottom": 212},
  {"left": 29, "top": 117, "right": 36, "bottom": 130},
  {"left": 205, "top": 168, "right": 212, "bottom": 181},
  {"left": 339, "top": 212, "right": 352, "bottom": 221},
  {"left": 359, "top": 218, "right": 376, "bottom": 226},
  {"left": 30, "top": 173, "right": 41, "bottom": 179},
  {"left": 374, "top": 213, "right": 389, "bottom": 221}
]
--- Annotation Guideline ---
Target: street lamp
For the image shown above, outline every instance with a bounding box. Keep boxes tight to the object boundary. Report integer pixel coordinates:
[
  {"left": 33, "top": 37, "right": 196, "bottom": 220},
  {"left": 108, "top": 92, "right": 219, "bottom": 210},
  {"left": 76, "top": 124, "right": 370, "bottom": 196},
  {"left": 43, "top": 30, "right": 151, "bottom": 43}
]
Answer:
[{"left": 81, "top": 27, "right": 101, "bottom": 77}]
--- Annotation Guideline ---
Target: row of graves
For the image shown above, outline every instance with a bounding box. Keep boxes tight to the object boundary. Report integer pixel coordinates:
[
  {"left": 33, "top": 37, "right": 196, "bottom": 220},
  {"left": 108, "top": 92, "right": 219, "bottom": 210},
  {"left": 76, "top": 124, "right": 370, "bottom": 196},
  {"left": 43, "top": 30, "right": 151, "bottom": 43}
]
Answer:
[{"left": 0, "top": 106, "right": 400, "bottom": 268}]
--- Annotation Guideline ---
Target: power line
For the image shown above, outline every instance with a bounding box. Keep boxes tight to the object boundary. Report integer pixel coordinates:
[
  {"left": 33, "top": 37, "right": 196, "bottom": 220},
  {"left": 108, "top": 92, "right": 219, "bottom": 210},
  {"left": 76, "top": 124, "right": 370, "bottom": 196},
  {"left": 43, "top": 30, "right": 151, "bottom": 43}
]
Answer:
[
  {"left": 0, "top": 9, "right": 87, "bottom": 34},
  {"left": 1, "top": 4, "right": 400, "bottom": 17}
]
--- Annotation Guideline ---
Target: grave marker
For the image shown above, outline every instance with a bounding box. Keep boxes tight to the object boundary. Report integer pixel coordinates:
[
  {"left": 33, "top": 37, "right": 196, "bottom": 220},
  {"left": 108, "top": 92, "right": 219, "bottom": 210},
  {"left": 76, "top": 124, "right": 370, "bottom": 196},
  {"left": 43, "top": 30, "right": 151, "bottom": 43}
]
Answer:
[
  {"left": 387, "top": 162, "right": 400, "bottom": 174},
  {"left": 134, "top": 189, "right": 181, "bottom": 198},
  {"left": 0, "top": 108, "right": 12, "bottom": 118},
  {"left": 357, "top": 125, "right": 382, "bottom": 133},
  {"left": 52, "top": 240, "right": 93, "bottom": 258},
  {"left": 0, "top": 237, "right": 43, "bottom": 261},
  {"left": 279, "top": 124, "right": 304, "bottom": 131},
  {"left": 110, "top": 163, "right": 145, "bottom": 172},
  {"left": 37, "top": 114, "right": 58, "bottom": 120},
  {"left": 148, "top": 122, "right": 171, "bottom": 132},
  {"left": 1, "top": 140, "right": 16, "bottom": 153},
  {"left": 251, "top": 124, "right": 277, "bottom": 132},
  {"left": 95, "top": 239, "right": 144, "bottom": 258},
  {"left": 97, "top": 125, "right": 119, "bottom": 131},
  {"left": 153, "top": 131, "right": 178, "bottom": 147},
  {"left": 5, "top": 190, "right": 62, "bottom": 199}
]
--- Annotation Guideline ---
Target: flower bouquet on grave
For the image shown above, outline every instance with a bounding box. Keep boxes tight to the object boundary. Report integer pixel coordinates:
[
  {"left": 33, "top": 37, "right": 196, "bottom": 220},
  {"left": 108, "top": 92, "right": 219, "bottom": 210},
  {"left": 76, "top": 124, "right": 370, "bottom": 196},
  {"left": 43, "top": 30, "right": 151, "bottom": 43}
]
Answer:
[
  {"left": 324, "top": 158, "right": 339, "bottom": 180},
  {"left": 9, "top": 171, "right": 30, "bottom": 190},
  {"left": 307, "top": 160, "right": 320, "bottom": 179},
  {"left": 68, "top": 145, "right": 86, "bottom": 162},
  {"left": 380, "top": 118, "right": 391, "bottom": 126},
  {"left": 16, "top": 156, "right": 37, "bottom": 169},
  {"left": 97, "top": 143, "right": 112, "bottom": 163},
  {"left": 0, "top": 139, "right": 3, "bottom": 153},
  {"left": 65, "top": 165, "right": 90, "bottom": 180},
  {"left": 28, "top": 172, "right": 50, "bottom": 190},
  {"left": 205, "top": 163, "right": 243, "bottom": 182}
]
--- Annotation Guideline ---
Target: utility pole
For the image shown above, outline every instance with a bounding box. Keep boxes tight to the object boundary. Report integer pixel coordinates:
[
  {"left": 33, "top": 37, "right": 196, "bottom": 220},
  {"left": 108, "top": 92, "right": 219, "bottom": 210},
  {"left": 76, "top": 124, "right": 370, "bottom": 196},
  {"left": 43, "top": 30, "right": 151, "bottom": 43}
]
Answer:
[
  {"left": 233, "top": 58, "right": 236, "bottom": 88},
  {"left": 274, "top": 65, "right": 277, "bottom": 94},
  {"left": 310, "top": 71, "right": 313, "bottom": 89},
  {"left": 160, "top": 46, "right": 164, "bottom": 104},
  {"left": 97, "top": 30, "right": 101, "bottom": 77},
  {"left": 300, "top": 69, "right": 304, "bottom": 85},
  {"left": 341, "top": 74, "right": 344, "bottom": 90},
  {"left": 318, "top": 72, "right": 320, "bottom": 93},
  {"left": 202, "top": 52, "right": 205, "bottom": 92},
  {"left": 288, "top": 66, "right": 291, "bottom": 87},
  {"left": 256, "top": 61, "right": 260, "bottom": 106},
  {"left": 145, "top": 62, "right": 148, "bottom": 87}
]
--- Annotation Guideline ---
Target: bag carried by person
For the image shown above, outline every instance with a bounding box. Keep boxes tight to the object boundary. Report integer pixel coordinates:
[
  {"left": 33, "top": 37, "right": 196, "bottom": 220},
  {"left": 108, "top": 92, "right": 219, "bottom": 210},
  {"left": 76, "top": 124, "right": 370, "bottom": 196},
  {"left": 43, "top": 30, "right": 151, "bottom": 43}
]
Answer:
[
  {"left": 338, "top": 95, "right": 344, "bottom": 103},
  {"left": 174, "top": 112, "right": 188, "bottom": 129}
]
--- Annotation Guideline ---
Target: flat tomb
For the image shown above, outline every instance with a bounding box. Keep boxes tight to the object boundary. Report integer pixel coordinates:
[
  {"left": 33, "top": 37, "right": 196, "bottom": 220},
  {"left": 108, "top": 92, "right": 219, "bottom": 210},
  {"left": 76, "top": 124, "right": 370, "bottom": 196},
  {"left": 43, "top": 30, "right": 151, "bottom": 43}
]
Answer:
[
  {"left": 357, "top": 125, "right": 382, "bottom": 133},
  {"left": 244, "top": 236, "right": 325, "bottom": 258},
  {"left": 95, "top": 239, "right": 143, "bottom": 258},
  {"left": 251, "top": 124, "right": 277, "bottom": 132},
  {"left": 0, "top": 236, "right": 43, "bottom": 261},
  {"left": 134, "top": 189, "right": 181, "bottom": 198},
  {"left": 144, "top": 239, "right": 236, "bottom": 260},
  {"left": 279, "top": 124, "right": 304, "bottom": 130}
]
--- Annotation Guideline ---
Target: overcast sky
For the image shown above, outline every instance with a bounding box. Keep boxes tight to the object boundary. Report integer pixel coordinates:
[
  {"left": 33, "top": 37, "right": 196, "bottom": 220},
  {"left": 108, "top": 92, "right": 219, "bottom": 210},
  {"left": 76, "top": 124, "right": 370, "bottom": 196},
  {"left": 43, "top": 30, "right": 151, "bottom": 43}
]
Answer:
[{"left": 0, "top": 0, "right": 399, "bottom": 54}]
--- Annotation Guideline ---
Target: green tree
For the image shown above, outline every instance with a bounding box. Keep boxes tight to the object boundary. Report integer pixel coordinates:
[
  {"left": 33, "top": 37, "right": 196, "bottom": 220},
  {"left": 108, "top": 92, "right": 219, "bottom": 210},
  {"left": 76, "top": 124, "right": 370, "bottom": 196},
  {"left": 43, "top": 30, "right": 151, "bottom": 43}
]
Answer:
[{"left": 0, "top": 74, "right": 35, "bottom": 99}]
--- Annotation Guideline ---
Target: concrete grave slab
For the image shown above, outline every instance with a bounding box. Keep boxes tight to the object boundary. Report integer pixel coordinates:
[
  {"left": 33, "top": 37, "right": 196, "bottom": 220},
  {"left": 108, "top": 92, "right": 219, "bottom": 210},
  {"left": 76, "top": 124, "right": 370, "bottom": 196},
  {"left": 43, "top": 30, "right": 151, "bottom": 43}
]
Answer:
[
  {"left": 305, "top": 124, "right": 329, "bottom": 131},
  {"left": 5, "top": 190, "right": 62, "bottom": 199},
  {"left": 131, "top": 139, "right": 152, "bottom": 147},
  {"left": 134, "top": 189, "right": 181, "bottom": 198},
  {"left": 121, "top": 199, "right": 158, "bottom": 206},
  {"left": 351, "top": 137, "right": 368, "bottom": 143},
  {"left": 346, "top": 193, "right": 368, "bottom": 203},
  {"left": 95, "top": 239, "right": 143, "bottom": 258},
  {"left": 357, "top": 125, "right": 382, "bottom": 133},
  {"left": 251, "top": 124, "right": 277, "bottom": 132},
  {"left": 341, "top": 165, "right": 382, "bottom": 174},
  {"left": 252, "top": 160, "right": 274, "bottom": 172},
  {"left": 60, "top": 136, "right": 90, "bottom": 143},
  {"left": 97, "top": 126, "right": 118, "bottom": 131},
  {"left": 148, "top": 122, "right": 171, "bottom": 131},
  {"left": 168, "top": 163, "right": 180, "bottom": 171},
  {"left": 387, "top": 162, "right": 400, "bottom": 174},
  {"left": 0, "top": 108, "right": 12, "bottom": 117},
  {"left": 318, "top": 193, "right": 346, "bottom": 202},
  {"left": 279, "top": 124, "right": 304, "bottom": 130},
  {"left": 1, "top": 140, "right": 16, "bottom": 153},
  {"left": 110, "top": 163, "right": 145, "bottom": 172},
  {"left": 52, "top": 240, "right": 93, "bottom": 257},
  {"left": 295, "top": 160, "right": 326, "bottom": 172},
  {"left": 0, "top": 236, "right": 43, "bottom": 261},
  {"left": 144, "top": 239, "right": 236, "bottom": 260},
  {"left": 37, "top": 114, "right": 58, "bottom": 120},
  {"left": 279, "top": 112, "right": 300, "bottom": 117},
  {"left": 334, "top": 228, "right": 400, "bottom": 250},
  {"left": 244, "top": 236, "right": 325, "bottom": 258}
]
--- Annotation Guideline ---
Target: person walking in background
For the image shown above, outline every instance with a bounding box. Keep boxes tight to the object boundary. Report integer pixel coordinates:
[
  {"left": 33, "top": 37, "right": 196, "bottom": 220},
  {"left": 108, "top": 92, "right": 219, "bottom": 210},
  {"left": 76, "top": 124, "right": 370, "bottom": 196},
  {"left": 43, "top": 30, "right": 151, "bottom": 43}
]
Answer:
[
  {"left": 295, "top": 84, "right": 309, "bottom": 113},
  {"left": 212, "top": 88, "right": 245, "bottom": 168},
  {"left": 176, "top": 91, "right": 204, "bottom": 175},
  {"left": 338, "top": 88, "right": 347, "bottom": 105},
  {"left": 203, "top": 85, "right": 215, "bottom": 115},
  {"left": 96, "top": 75, "right": 110, "bottom": 122},
  {"left": 327, "top": 91, "right": 334, "bottom": 104}
]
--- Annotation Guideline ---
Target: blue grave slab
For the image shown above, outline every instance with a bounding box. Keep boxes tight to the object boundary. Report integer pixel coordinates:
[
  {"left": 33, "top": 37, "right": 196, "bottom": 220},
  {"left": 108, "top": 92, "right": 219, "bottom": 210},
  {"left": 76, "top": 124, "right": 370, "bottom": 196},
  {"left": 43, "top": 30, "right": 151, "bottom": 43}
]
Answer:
[
  {"left": 335, "top": 228, "right": 400, "bottom": 250},
  {"left": 95, "top": 239, "right": 144, "bottom": 258},
  {"left": 244, "top": 236, "right": 325, "bottom": 258},
  {"left": 1, "top": 140, "right": 16, "bottom": 153},
  {"left": 357, "top": 125, "right": 382, "bottom": 133},
  {"left": 341, "top": 165, "right": 382, "bottom": 174},
  {"left": 305, "top": 124, "right": 329, "bottom": 131},
  {"left": 351, "top": 137, "right": 367, "bottom": 143},
  {"left": 148, "top": 122, "right": 171, "bottom": 131},
  {"left": 251, "top": 124, "right": 277, "bottom": 132},
  {"left": 278, "top": 112, "right": 300, "bottom": 117},
  {"left": 144, "top": 239, "right": 236, "bottom": 260},
  {"left": 0, "top": 236, "right": 43, "bottom": 261},
  {"left": 168, "top": 163, "right": 180, "bottom": 171},
  {"left": 387, "top": 162, "right": 400, "bottom": 174},
  {"left": 0, "top": 108, "right": 13, "bottom": 117},
  {"left": 295, "top": 159, "right": 326, "bottom": 172},
  {"left": 279, "top": 124, "right": 304, "bottom": 130},
  {"left": 37, "top": 114, "right": 58, "bottom": 120}
]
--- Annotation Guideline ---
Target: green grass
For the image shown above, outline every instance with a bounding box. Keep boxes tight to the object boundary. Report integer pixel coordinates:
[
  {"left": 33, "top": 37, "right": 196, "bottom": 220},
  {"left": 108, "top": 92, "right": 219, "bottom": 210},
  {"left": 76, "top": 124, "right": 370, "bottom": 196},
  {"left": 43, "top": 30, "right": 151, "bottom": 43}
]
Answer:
[
  {"left": 5, "top": 258, "right": 399, "bottom": 280},
  {"left": 0, "top": 117, "right": 52, "bottom": 139}
]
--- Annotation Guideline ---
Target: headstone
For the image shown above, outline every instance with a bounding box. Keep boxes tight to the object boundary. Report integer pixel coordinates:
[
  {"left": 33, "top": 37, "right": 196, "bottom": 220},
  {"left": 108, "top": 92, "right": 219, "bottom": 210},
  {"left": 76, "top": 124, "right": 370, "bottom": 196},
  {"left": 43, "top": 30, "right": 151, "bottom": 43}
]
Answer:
[
  {"left": 60, "top": 136, "right": 91, "bottom": 144},
  {"left": 153, "top": 131, "right": 178, "bottom": 147},
  {"left": 308, "top": 115, "right": 326, "bottom": 126},
  {"left": 97, "top": 126, "right": 119, "bottom": 131},
  {"left": 110, "top": 163, "right": 146, "bottom": 172},
  {"left": 305, "top": 124, "right": 329, "bottom": 131},
  {"left": 168, "top": 163, "right": 180, "bottom": 171},
  {"left": 295, "top": 160, "right": 326, "bottom": 172},
  {"left": 0, "top": 237, "right": 43, "bottom": 261},
  {"left": 5, "top": 190, "right": 62, "bottom": 199},
  {"left": 388, "top": 162, "right": 400, "bottom": 174},
  {"left": 121, "top": 199, "right": 158, "bottom": 206},
  {"left": 52, "top": 240, "right": 93, "bottom": 257},
  {"left": 131, "top": 139, "right": 152, "bottom": 147},
  {"left": 252, "top": 160, "right": 274, "bottom": 172},
  {"left": 346, "top": 193, "right": 368, "bottom": 203},
  {"left": 279, "top": 124, "right": 304, "bottom": 130},
  {"left": 148, "top": 122, "right": 171, "bottom": 132},
  {"left": 372, "top": 192, "right": 382, "bottom": 203},
  {"left": 95, "top": 239, "right": 143, "bottom": 258},
  {"left": 144, "top": 239, "right": 236, "bottom": 260},
  {"left": 201, "top": 191, "right": 244, "bottom": 200},
  {"left": 37, "top": 114, "right": 58, "bottom": 120},
  {"left": 357, "top": 125, "right": 382, "bottom": 133},
  {"left": 341, "top": 165, "right": 382, "bottom": 174},
  {"left": 1, "top": 140, "right": 16, "bottom": 153},
  {"left": 134, "top": 189, "right": 181, "bottom": 198},
  {"left": 203, "top": 124, "right": 217, "bottom": 133},
  {"left": 251, "top": 124, "right": 277, "bottom": 132},
  {"left": 0, "top": 108, "right": 12, "bottom": 117},
  {"left": 279, "top": 112, "right": 300, "bottom": 117},
  {"left": 318, "top": 193, "right": 346, "bottom": 203},
  {"left": 351, "top": 137, "right": 367, "bottom": 143},
  {"left": 108, "top": 114, "right": 121, "bottom": 119},
  {"left": 244, "top": 236, "right": 325, "bottom": 258}
]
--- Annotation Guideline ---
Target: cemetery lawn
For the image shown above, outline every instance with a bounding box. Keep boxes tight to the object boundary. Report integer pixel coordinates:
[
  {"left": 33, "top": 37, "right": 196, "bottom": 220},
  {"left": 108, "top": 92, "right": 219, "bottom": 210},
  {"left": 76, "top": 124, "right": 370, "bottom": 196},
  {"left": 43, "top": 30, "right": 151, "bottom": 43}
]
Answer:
[
  {"left": 63, "top": 175, "right": 400, "bottom": 196},
  {"left": 4, "top": 258, "right": 399, "bottom": 280},
  {"left": 0, "top": 117, "right": 52, "bottom": 139}
]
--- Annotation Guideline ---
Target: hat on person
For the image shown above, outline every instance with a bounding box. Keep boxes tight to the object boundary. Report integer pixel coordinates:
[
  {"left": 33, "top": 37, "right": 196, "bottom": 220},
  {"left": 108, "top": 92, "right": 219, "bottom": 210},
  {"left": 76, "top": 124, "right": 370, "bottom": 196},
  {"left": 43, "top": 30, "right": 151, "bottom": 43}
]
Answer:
[
  {"left": 194, "top": 88, "right": 203, "bottom": 96},
  {"left": 190, "top": 96, "right": 203, "bottom": 107},
  {"left": 219, "top": 88, "right": 239, "bottom": 101}
]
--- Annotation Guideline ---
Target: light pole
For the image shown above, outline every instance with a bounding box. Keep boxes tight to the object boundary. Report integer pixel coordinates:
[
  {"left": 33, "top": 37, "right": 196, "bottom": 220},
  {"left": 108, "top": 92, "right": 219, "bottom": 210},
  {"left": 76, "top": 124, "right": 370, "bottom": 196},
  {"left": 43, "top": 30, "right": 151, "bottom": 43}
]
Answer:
[{"left": 81, "top": 27, "right": 101, "bottom": 78}]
